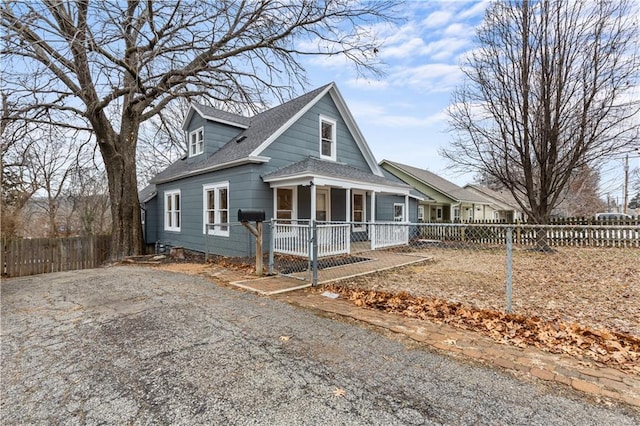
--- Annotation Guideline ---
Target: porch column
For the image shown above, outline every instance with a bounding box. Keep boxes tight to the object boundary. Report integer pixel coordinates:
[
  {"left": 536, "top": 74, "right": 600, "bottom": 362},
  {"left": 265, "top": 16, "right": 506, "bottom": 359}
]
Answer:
[
  {"left": 404, "top": 195, "right": 409, "bottom": 222},
  {"left": 310, "top": 182, "right": 317, "bottom": 222},
  {"left": 370, "top": 191, "right": 376, "bottom": 222},
  {"left": 272, "top": 188, "right": 277, "bottom": 220},
  {"left": 345, "top": 188, "right": 351, "bottom": 222}
]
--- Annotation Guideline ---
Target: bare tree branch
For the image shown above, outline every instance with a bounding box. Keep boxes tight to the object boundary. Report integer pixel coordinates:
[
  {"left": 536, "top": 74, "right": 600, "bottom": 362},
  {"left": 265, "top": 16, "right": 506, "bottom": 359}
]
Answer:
[{"left": 443, "top": 0, "right": 640, "bottom": 227}]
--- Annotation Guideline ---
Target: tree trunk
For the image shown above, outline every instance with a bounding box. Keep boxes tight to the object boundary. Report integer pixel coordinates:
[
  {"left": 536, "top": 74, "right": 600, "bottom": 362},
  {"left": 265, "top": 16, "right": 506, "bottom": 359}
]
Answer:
[{"left": 95, "top": 118, "right": 143, "bottom": 260}]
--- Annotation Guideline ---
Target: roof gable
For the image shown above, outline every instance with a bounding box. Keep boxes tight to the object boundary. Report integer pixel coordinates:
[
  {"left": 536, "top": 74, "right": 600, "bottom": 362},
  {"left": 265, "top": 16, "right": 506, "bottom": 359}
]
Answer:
[
  {"left": 381, "top": 160, "right": 488, "bottom": 204},
  {"left": 182, "top": 103, "right": 250, "bottom": 131},
  {"left": 152, "top": 83, "right": 383, "bottom": 184}
]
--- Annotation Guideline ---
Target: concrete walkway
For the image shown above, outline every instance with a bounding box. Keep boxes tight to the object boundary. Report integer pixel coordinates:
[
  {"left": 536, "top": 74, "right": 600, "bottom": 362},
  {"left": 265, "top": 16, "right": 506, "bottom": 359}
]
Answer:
[
  {"left": 230, "top": 251, "right": 430, "bottom": 295},
  {"left": 274, "top": 288, "right": 640, "bottom": 409}
]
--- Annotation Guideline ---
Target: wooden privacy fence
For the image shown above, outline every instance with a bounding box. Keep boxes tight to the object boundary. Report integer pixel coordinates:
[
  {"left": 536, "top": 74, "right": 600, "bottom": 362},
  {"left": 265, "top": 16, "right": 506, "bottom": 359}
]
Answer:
[{"left": 1, "top": 235, "right": 111, "bottom": 278}]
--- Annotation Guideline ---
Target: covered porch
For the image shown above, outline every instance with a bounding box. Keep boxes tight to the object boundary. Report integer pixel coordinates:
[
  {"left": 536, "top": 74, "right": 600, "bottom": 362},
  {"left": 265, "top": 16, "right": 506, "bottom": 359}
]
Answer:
[{"left": 261, "top": 157, "right": 417, "bottom": 258}]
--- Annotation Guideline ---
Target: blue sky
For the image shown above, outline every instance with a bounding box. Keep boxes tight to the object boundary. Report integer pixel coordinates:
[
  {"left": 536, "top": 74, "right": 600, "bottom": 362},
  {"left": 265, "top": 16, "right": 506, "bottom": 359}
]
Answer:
[
  {"left": 304, "top": 0, "right": 490, "bottom": 186},
  {"left": 301, "top": 0, "right": 637, "bottom": 203}
]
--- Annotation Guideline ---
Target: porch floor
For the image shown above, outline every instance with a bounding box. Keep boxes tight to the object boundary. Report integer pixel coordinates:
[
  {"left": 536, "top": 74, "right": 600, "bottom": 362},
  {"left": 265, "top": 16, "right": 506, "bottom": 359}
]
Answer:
[{"left": 229, "top": 251, "right": 432, "bottom": 295}]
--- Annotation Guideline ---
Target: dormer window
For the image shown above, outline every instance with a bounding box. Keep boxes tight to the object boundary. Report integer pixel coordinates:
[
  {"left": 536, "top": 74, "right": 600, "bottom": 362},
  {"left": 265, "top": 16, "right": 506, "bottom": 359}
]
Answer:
[
  {"left": 319, "top": 116, "right": 336, "bottom": 161},
  {"left": 189, "top": 127, "right": 204, "bottom": 157}
]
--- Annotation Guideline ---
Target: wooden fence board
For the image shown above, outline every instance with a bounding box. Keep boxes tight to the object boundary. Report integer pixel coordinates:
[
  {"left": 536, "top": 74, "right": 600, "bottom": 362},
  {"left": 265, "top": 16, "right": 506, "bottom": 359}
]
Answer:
[{"left": 1, "top": 235, "right": 111, "bottom": 278}]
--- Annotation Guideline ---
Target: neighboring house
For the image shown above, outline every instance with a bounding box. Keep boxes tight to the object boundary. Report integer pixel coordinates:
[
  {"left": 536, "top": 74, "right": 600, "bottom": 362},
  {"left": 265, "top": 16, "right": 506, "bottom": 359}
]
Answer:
[
  {"left": 141, "top": 83, "right": 418, "bottom": 257},
  {"left": 464, "top": 184, "right": 525, "bottom": 222},
  {"left": 379, "top": 160, "right": 491, "bottom": 222}
]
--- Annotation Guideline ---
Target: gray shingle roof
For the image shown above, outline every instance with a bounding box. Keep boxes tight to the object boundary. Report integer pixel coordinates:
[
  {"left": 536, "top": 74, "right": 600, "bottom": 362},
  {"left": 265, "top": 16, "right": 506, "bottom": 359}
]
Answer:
[
  {"left": 262, "top": 156, "right": 410, "bottom": 190},
  {"left": 138, "top": 184, "right": 157, "bottom": 203},
  {"left": 192, "top": 103, "right": 250, "bottom": 127},
  {"left": 465, "top": 184, "right": 522, "bottom": 210},
  {"left": 382, "top": 160, "right": 488, "bottom": 204},
  {"left": 151, "top": 83, "right": 332, "bottom": 184}
]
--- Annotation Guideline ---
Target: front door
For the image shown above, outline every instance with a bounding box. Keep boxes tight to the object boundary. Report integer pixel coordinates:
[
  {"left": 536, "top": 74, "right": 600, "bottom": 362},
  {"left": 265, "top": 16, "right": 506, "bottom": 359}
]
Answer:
[{"left": 316, "top": 189, "right": 329, "bottom": 221}]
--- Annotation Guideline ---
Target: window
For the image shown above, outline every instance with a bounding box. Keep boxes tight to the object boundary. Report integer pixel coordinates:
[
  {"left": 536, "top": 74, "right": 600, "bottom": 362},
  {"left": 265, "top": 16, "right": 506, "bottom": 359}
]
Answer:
[
  {"left": 417, "top": 205, "right": 425, "bottom": 222},
  {"left": 164, "top": 189, "right": 181, "bottom": 231},
  {"left": 316, "top": 189, "right": 329, "bottom": 221},
  {"left": 453, "top": 207, "right": 460, "bottom": 221},
  {"left": 394, "top": 203, "right": 405, "bottom": 222},
  {"left": 352, "top": 192, "right": 366, "bottom": 230},
  {"left": 319, "top": 116, "right": 336, "bottom": 161},
  {"left": 436, "top": 207, "right": 443, "bottom": 221},
  {"left": 203, "top": 182, "right": 229, "bottom": 236},
  {"left": 189, "top": 127, "right": 204, "bottom": 157},
  {"left": 276, "top": 188, "right": 294, "bottom": 221}
]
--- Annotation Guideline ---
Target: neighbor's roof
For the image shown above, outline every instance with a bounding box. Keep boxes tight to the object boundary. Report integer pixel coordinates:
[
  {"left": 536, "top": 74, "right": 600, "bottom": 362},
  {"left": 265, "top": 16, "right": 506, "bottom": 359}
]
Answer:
[
  {"left": 381, "top": 160, "right": 488, "bottom": 204},
  {"left": 464, "top": 184, "right": 523, "bottom": 211}
]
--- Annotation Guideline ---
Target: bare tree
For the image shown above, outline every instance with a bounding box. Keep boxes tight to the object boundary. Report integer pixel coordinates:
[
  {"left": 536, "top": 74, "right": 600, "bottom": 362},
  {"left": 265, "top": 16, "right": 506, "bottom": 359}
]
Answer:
[
  {"left": 443, "top": 0, "right": 640, "bottom": 227},
  {"left": 554, "top": 165, "right": 606, "bottom": 217},
  {"left": 1, "top": 94, "right": 41, "bottom": 237},
  {"left": 27, "top": 127, "right": 81, "bottom": 237},
  {"left": 1, "top": 0, "right": 397, "bottom": 258},
  {"left": 136, "top": 99, "right": 191, "bottom": 188},
  {"left": 66, "top": 163, "right": 111, "bottom": 236}
]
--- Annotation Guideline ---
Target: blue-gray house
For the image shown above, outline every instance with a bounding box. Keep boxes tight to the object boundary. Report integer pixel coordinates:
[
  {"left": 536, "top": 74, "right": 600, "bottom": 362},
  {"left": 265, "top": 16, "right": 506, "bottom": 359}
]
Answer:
[{"left": 142, "top": 82, "right": 419, "bottom": 258}]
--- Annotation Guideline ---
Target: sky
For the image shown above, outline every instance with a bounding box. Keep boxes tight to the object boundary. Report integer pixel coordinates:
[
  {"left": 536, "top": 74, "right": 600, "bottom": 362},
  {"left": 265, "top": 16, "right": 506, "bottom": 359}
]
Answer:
[
  {"left": 301, "top": 0, "right": 638, "bottom": 204},
  {"left": 303, "top": 0, "right": 490, "bottom": 186}
]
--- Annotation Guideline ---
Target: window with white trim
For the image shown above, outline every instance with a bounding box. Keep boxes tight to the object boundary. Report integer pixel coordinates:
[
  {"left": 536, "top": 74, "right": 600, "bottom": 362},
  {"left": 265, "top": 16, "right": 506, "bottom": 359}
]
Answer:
[
  {"left": 417, "top": 205, "right": 425, "bottom": 222},
  {"left": 319, "top": 116, "right": 336, "bottom": 161},
  {"left": 276, "top": 188, "right": 294, "bottom": 221},
  {"left": 453, "top": 207, "right": 460, "bottom": 221},
  {"left": 203, "top": 182, "right": 229, "bottom": 236},
  {"left": 189, "top": 127, "right": 204, "bottom": 157},
  {"left": 394, "top": 203, "right": 405, "bottom": 222},
  {"left": 164, "top": 189, "right": 181, "bottom": 231}
]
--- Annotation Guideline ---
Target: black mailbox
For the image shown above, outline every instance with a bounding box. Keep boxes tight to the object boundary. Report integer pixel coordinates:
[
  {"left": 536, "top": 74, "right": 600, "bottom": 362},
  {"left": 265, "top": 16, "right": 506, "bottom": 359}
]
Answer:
[{"left": 238, "top": 209, "right": 265, "bottom": 222}]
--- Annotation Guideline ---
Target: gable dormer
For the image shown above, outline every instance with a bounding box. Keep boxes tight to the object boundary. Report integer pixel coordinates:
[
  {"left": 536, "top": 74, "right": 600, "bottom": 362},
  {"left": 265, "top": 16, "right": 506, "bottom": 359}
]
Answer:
[{"left": 182, "top": 103, "right": 250, "bottom": 161}]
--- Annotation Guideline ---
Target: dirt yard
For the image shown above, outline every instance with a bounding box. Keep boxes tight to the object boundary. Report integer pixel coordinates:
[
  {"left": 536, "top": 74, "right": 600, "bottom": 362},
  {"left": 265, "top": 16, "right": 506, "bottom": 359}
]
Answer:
[{"left": 333, "top": 247, "right": 640, "bottom": 338}]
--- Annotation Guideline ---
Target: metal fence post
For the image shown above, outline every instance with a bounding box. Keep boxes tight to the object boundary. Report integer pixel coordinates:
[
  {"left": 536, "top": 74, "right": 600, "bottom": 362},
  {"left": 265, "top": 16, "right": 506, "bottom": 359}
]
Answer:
[
  {"left": 268, "top": 219, "right": 275, "bottom": 275},
  {"left": 506, "top": 226, "right": 513, "bottom": 313},
  {"left": 312, "top": 220, "right": 318, "bottom": 286}
]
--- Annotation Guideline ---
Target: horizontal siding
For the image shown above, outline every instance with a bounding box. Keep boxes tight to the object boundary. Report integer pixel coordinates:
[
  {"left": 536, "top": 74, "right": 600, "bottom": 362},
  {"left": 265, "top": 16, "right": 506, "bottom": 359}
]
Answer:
[
  {"left": 260, "top": 94, "right": 372, "bottom": 174},
  {"left": 152, "top": 164, "right": 274, "bottom": 257},
  {"left": 184, "top": 112, "right": 244, "bottom": 162}
]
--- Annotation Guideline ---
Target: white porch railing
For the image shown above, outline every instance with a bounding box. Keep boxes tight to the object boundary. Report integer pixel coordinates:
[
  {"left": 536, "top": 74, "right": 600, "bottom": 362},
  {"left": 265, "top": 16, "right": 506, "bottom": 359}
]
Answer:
[
  {"left": 272, "top": 222, "right": 311, "bottom": 256},
  {"left": 317, "top": 223, "right": 350, "bottom": 257},
  {"left": 371, "top": 222, "right": 409, "bottom": 249},
  {"left": 272, "top": 221, "right": 351, "bottom": 257},
  {"left": 273, "top": 221, "right": 410, "bottom": 257}
]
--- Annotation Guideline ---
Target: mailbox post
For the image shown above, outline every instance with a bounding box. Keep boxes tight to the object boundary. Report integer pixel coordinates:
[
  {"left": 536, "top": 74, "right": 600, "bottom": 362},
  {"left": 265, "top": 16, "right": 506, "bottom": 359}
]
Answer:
[{"left": 238, "top": 209, "right": 266, "bottom": 276}]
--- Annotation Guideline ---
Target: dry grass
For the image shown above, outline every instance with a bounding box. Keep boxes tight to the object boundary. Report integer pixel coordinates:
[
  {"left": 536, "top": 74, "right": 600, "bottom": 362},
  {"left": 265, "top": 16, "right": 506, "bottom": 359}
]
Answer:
[{"left": 334, "top": 246, "right": 640, "bottom": 337}]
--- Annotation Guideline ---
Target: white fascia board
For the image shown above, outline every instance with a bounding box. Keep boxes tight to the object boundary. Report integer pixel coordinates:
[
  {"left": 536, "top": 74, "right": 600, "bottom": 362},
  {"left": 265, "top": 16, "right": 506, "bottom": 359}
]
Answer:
[
  {"left": 249, "top": 84, "right": 334, "bottom": 157},
  {"left": 154, "top": 156, "right": 270, "bottom": 184},
  {"left": 141, "top": 191, "right": 157, "bottom": 203},
  {"left": 181, "top": 104, "right": 197, "bottom": 131},
  {"left": 328, "top": 86, "right": 384, "bottom": 177}
]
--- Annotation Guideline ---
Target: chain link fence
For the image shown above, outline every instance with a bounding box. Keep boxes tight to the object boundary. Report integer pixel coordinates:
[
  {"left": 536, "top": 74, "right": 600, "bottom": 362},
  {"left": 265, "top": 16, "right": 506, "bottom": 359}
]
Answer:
[{"left": 268, "top": 220, "right": 639, "bottom": 336}]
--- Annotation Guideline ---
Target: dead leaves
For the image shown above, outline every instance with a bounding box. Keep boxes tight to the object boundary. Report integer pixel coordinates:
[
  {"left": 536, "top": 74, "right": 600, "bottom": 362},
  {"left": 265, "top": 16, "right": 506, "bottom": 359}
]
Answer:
[{"left": 324, "top": 284, "right": 640, "bottom": 373}]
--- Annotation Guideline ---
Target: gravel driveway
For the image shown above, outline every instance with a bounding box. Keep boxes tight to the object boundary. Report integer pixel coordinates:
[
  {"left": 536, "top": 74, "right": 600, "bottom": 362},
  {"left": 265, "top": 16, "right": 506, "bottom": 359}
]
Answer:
[{"left": 1, "top": 266, "right": 638, "bottom": 425}]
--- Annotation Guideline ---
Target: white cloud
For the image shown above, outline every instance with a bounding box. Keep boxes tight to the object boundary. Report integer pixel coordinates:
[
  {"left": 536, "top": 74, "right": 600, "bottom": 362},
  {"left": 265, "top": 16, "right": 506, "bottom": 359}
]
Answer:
[
  {"left": 389, "top": 63, "right": 464, "bottom": 93},
  {"left": 422, "top": 10, "right": 454, "bottom": 29}
]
